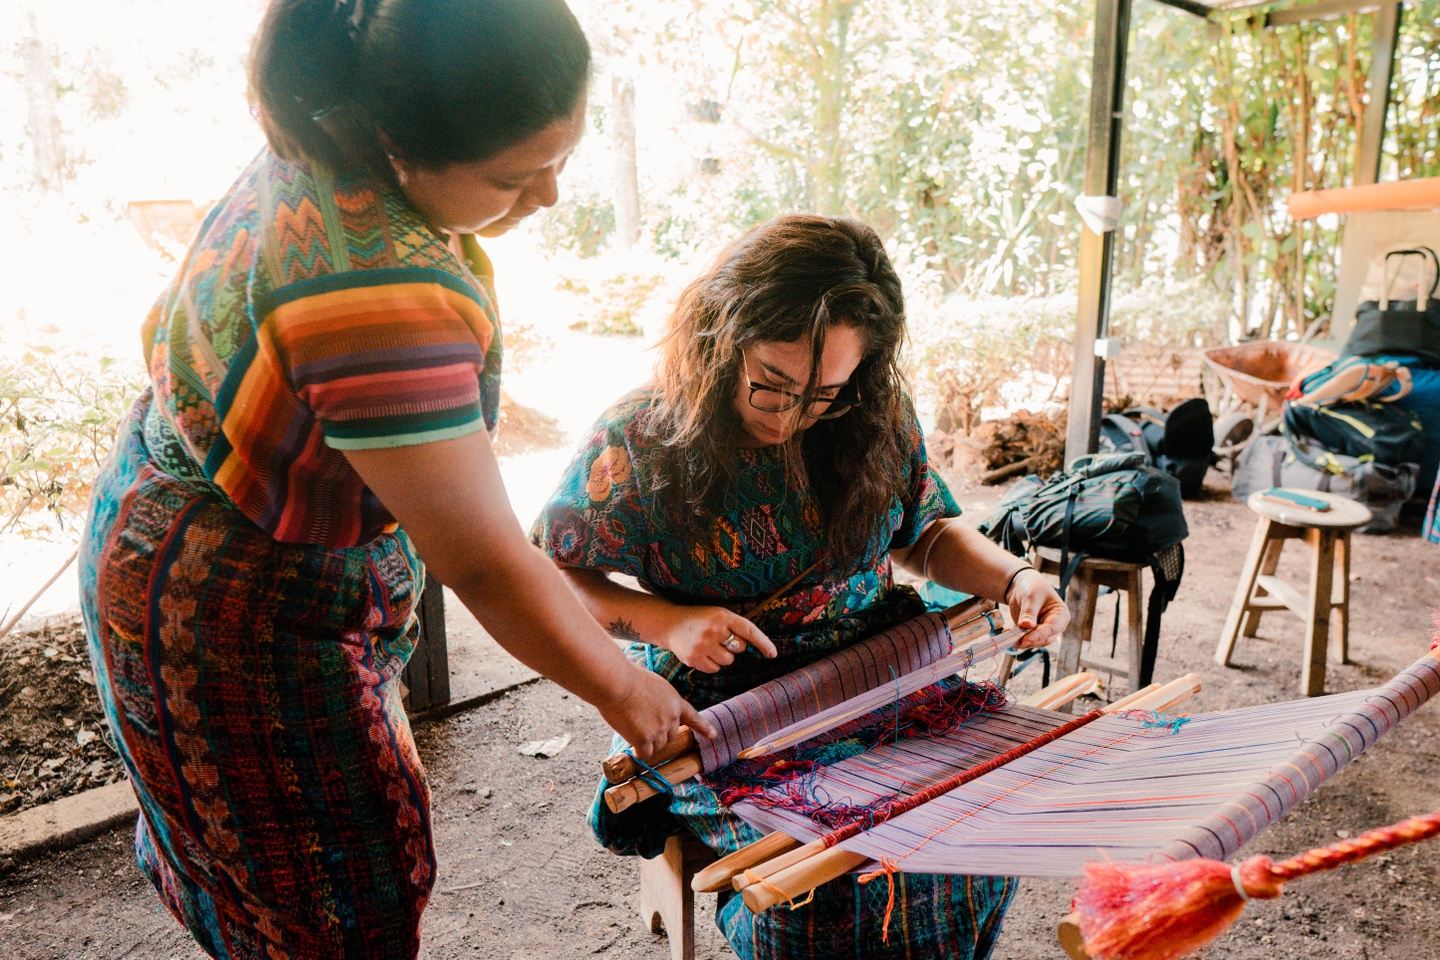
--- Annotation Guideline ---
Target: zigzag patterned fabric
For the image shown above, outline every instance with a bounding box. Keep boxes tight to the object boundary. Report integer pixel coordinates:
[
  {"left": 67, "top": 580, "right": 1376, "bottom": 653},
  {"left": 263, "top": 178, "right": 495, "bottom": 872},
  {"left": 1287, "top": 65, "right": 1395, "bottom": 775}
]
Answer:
[{"left": 141, "top": 149, "right": 503, "bottom": 546}]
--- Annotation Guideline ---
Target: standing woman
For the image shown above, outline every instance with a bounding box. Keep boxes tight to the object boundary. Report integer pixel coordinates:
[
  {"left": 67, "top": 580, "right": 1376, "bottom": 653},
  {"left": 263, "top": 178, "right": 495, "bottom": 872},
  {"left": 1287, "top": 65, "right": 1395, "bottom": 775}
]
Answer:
[{"left": 79, "top": 2, "right": 709, "bottom": 958}]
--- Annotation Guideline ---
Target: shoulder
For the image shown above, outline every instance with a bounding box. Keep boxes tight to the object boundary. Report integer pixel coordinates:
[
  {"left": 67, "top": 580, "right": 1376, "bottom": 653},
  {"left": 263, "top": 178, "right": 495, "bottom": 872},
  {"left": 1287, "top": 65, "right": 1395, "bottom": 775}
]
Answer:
[
  {"left": 255, "top": 150, "right": 476, "bottom": 293},
  {"left": 585, "top": 388, "right": 658, "bottom": 445}
]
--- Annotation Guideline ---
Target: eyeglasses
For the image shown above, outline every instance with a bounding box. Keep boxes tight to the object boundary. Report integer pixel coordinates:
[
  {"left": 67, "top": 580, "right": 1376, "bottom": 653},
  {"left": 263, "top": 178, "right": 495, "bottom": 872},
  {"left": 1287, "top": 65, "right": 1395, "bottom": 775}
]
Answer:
[{"left": 741, "top": 354, "right": 862, "bottom": 421}]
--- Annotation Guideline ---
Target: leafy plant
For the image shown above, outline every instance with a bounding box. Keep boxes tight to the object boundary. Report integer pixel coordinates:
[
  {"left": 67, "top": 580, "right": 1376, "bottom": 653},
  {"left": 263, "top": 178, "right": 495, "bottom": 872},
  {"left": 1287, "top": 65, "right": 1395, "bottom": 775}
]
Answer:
[{"left": 1, "top": 343, "right": 143, "bottom": 540}]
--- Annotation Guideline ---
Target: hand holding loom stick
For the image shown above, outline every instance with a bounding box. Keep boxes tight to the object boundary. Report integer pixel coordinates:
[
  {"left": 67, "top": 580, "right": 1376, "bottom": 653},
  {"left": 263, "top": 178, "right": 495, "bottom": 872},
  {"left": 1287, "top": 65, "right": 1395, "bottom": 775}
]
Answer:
[
  {"left": 690, "top": 669, "right": 1110, "bottom": 895},
  {"left": 602, "top": 601, "right": 1001, "bottom": 813},
  {"left": 598, "top": 558, "right": 871, "bottom": 784},
  {"left": 738, "top": 673, "right": 1203, "bottom": 914}
]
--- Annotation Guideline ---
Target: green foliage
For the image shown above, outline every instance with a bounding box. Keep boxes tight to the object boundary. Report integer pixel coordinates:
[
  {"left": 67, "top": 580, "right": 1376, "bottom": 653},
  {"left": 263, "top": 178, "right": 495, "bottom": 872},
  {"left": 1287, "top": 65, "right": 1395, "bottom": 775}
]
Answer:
[
  {"left": 538, "top": 192, "right": 616, "bottom": 259},
  {"left": 561, "top": 0, "right": 1438, "bottom": 343},
  {"left": 907, "top": 292, "right": 1075, "bottom": 436},
  {"left": 560, "top": 272, "right": 667, "bottom": 337},
  {"left": 0, "top": 344, "right": 143, "bottom": 539}
]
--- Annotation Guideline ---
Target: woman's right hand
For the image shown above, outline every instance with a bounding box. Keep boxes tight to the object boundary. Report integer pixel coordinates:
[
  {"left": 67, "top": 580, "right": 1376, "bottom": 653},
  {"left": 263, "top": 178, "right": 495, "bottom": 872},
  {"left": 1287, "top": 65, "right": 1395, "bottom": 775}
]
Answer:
[
  {"left": 597, "top": 667, "right": 717, "bottom": 759},
  {"left": 656, "top": 605, "right": 777, "bottom": 673}
]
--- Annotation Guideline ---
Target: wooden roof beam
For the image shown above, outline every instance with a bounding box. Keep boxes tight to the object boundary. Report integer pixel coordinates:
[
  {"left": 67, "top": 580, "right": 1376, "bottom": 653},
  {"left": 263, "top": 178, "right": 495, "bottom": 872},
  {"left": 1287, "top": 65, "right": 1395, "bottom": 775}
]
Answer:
[{"left": 1264, "top": 0, "right": 1397, "bottom": 27}]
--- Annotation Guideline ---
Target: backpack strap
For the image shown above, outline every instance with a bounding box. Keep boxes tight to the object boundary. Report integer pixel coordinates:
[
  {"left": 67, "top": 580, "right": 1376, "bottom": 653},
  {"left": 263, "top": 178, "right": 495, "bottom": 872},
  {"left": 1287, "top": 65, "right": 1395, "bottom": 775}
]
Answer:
[
  {"left": 1056, "top": 483, "right": 1087, "bottom": 599},
  {"left": 1139, "top": 543, "right": 1185, "bottom": 687},
  {"left": 1103, "top": 414, "right": 1152, "bottom": 465}
]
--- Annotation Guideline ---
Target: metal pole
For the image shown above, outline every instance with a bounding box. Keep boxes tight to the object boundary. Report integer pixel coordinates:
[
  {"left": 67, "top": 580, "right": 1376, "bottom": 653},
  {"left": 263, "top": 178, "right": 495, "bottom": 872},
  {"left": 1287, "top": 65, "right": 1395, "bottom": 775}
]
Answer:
[
  {"left": 1065, "top": 0, "right": 1132, "bottom": 465},
  {"left": 1355, "top": 1, "right": 1401, "bottom": 185}
]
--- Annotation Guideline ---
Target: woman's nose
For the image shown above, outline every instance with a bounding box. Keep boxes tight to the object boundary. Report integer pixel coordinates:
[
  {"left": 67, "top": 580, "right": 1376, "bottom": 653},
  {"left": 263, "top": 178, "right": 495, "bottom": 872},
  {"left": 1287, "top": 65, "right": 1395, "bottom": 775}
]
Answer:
[{"left": 526, "top": 169, "right": 560, "bottom": 209}]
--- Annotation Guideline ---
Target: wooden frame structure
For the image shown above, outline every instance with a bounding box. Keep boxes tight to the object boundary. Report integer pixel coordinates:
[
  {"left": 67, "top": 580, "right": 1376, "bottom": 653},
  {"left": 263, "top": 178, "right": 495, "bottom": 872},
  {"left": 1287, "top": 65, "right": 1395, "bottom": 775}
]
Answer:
[
  {"left": 1065, "top": 0, "right": 1407, "bottom": 464},
  {"left": 402, "top": 0, "right": 1413, "bottom": 716}
]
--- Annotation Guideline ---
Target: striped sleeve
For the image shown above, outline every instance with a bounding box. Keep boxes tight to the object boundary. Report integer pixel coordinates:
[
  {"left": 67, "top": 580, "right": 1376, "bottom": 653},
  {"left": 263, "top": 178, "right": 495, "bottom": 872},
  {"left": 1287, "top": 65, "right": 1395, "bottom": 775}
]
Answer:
[{"left": 261, "top": 268, "right": 496, "bottom": 450}]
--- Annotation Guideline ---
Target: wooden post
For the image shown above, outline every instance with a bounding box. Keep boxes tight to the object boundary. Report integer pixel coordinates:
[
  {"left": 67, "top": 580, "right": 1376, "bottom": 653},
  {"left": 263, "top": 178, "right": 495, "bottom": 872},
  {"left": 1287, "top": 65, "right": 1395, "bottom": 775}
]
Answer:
[
  {"left": 1065, "top": 0, "right": 1132, "bottom": 466},
  {"left": 1354, "top": 1, "right": 1401, "bottom": 186},
  {"left": 402, "top": 578, "right": 451, "bottom": 713}
]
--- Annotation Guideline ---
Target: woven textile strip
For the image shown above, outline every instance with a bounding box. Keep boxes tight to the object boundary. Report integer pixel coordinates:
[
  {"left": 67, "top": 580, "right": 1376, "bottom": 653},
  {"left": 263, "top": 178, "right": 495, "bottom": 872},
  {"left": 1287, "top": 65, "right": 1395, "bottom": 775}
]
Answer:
[
  {"left": 695, "top": 611, "right": 959, "bottom": 772},
  {"left": 733, "top": 653, "right": 1440, "bottom": 878}
]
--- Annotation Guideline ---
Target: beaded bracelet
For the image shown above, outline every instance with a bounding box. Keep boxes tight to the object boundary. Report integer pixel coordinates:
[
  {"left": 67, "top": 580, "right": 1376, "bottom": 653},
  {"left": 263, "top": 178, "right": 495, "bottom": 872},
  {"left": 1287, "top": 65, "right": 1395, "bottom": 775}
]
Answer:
[{"left": 1002, "top": 563, "right": 1036, "bottom": 604}]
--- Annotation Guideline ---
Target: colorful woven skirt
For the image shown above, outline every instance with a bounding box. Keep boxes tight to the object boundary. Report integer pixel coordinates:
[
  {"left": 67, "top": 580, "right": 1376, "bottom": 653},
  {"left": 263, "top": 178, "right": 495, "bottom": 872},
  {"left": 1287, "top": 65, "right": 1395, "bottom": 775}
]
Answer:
[{"left": 80, "top": 397, "right": 435, "bottom": 959}]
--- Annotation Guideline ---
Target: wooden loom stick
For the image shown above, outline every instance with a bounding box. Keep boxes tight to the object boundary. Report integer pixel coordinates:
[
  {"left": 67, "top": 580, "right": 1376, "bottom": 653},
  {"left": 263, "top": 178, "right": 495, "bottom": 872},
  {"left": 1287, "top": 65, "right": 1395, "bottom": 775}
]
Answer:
[
  {"left": 599, "top": 594, "right": 994, "bottom": 784},
  {"left": 739, "top": 673, "right": 1203, "bottom": 913},
  {"left": 1020, "top": 670, "right": 1099, "bottom": 710},
  {"left": 602, "top": 601, "right": 1002, "bottom": 813},
  {"left": 604, "top": 753, "right": 703, "bottom": 814}
]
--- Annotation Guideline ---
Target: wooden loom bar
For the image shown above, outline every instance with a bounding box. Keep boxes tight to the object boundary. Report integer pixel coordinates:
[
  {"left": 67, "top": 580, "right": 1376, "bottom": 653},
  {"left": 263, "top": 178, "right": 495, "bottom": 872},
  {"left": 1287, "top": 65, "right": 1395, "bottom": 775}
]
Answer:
[
  {"left": 739, "top": 673, "right": 1203, "bottom": 913},
  {"left": 602, "top": 601, "right": 1002, "bottom": 813}
]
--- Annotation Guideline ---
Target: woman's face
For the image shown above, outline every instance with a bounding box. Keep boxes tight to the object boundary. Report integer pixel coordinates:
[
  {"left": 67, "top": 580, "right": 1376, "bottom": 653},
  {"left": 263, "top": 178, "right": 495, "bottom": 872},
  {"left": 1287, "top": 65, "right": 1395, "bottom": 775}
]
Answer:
[
  {"left": 390, "top": 97, "right": 586, "bottom": 237},
  {"left": 733, "top": 325, "right": 866, "bottom": 448}
]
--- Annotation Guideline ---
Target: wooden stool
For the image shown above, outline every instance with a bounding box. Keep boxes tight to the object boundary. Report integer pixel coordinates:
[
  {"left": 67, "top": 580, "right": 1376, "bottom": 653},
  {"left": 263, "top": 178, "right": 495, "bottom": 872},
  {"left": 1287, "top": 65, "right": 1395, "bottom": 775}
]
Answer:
[
  {"left": 1215, "top": 488, "right": 1371, "bottom": 697},
  {"left": 638, "top": 832, "right": 717, "bottom": 960},
  {"left": 1024, "top": 547, "right": 1149, "bottom": 704}
]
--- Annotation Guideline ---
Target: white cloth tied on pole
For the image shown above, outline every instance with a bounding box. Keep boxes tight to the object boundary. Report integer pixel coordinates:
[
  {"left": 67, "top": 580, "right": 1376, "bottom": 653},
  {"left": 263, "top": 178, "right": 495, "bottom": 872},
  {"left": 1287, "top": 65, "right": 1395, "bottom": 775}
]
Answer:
[{"left": 1075, "top": 194, "right": 1123, "bottom": 234}]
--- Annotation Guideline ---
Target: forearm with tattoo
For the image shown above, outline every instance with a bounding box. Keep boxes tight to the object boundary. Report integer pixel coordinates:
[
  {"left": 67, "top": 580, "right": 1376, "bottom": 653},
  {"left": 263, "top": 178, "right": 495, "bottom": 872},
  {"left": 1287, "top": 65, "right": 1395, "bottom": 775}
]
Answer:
[{"left": 607, "top": 618, "right": 643, "bottom": 643}]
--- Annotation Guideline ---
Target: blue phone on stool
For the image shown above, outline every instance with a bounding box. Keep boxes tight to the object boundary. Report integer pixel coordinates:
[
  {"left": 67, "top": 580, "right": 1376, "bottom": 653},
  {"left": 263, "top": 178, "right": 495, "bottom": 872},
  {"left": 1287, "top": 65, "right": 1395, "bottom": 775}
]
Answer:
[{"left": 1261, "top": 488, "right": 1331, "bottom": 512}]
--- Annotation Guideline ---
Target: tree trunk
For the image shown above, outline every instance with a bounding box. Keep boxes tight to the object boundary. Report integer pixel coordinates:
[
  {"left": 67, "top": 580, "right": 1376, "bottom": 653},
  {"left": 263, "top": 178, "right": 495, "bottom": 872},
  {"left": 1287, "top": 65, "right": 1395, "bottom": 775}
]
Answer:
[
  {"left": 21, "top": 12, "right": 66, "bottom": 193},
  {"left": 611, "top": 74, "right": 641, "bottom": 249},
  {"left": 810, "top": 0, "right": 855, "bottom": 214}
]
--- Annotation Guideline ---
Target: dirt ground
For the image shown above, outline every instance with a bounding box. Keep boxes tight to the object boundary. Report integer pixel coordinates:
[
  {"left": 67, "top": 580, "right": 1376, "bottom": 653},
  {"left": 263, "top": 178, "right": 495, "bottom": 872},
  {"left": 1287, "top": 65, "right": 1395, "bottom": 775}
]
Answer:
[
  {"left": 0, "top": 620, "right": 123, "bottom": 819},
  {"left": 2, "top": 473, "right": 1439, "bottom": 959}
]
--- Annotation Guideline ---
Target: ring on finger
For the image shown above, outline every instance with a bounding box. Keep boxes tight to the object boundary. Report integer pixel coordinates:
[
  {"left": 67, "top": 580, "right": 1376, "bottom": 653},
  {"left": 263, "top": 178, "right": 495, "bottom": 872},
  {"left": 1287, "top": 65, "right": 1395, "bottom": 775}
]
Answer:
[{"left": 722, "top": 634, "right": 746, "bottom": 654}]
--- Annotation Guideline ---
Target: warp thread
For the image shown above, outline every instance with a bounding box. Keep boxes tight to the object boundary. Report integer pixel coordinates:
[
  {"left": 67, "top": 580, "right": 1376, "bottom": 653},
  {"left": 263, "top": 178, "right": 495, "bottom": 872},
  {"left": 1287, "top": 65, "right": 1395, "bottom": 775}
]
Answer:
[{"left": 706, "top": 679, "right": 1008, "bottom": 827}]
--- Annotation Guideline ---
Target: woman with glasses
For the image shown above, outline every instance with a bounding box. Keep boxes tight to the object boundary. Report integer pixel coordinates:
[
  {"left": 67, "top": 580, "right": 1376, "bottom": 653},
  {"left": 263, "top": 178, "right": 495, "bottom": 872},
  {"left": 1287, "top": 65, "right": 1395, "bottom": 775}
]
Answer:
[{"left": 532, "top": 213, "right": 1067, "bottom": 959}]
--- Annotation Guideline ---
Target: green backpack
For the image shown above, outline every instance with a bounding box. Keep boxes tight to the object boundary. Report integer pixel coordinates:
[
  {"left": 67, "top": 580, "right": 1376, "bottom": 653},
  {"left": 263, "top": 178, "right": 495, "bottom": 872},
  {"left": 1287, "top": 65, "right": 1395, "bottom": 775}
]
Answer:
[{"left": 978, "top": 452, "right": 1189, "bottom": 686}]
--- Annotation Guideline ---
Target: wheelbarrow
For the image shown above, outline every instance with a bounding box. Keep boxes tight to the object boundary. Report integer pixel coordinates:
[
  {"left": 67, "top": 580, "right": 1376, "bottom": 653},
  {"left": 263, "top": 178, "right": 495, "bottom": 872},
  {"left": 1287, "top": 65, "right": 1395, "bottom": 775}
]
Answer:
[{"left": 1201, "top": 340, "right": 1337, "bottom": 470}]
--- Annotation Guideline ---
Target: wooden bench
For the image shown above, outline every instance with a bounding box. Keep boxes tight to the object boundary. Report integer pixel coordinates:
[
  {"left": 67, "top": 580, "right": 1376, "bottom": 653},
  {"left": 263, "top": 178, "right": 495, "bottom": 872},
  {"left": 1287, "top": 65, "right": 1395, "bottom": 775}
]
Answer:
[{"left": 638, "top": 832, "right": 718, "bottom": 960}]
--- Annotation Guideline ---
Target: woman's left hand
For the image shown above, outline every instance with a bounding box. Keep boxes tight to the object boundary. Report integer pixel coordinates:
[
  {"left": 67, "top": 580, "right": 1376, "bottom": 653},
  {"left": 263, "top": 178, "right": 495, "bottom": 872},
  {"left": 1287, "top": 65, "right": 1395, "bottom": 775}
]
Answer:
[{"left": 1006, "top": 569, "right": 1068, "bottom": 648}]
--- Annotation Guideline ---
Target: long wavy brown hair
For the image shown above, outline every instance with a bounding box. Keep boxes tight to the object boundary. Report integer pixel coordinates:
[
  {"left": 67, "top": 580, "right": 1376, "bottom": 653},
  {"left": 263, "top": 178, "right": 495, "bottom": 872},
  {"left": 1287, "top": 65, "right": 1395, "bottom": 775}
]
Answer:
[{"left": 642, "top": 214, "right": 911, "bottom": 565}]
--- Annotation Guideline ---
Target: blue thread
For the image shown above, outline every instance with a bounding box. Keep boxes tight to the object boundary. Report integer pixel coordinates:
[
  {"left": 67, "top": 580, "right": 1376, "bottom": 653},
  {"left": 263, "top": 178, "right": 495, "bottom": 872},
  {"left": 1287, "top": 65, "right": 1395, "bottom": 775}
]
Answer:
[
  {"left": 623, "top": 749, "right": 675, "bottom": 795},
  {"left": 1121, "top": 709, "right": 1192, "bottom": 735}
]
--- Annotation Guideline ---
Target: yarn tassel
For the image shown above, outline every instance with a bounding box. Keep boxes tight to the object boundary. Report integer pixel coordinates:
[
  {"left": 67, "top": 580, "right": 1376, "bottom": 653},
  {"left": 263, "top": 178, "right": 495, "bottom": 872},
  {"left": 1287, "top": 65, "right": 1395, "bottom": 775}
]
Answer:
[
  {"left": 858, "top": 858, "right": 901, "bottom": 943},
  {"left": 1073, "top": 809, "right": 1440, "bottom": 960}
]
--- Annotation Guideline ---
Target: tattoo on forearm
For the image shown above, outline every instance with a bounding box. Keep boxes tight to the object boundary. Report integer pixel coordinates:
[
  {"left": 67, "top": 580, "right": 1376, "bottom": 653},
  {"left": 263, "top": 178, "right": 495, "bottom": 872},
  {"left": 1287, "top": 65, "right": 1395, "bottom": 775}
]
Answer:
[{"left": 607, "top": 618, "right": 642, "bottom": 643}]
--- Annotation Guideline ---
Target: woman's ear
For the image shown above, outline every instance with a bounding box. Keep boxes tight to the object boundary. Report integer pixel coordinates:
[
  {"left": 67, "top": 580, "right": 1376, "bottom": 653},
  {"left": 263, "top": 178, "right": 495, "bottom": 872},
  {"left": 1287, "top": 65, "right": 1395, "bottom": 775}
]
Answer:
[{"left": 378, "top": 131, "right": 409, "bottom": 186}]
